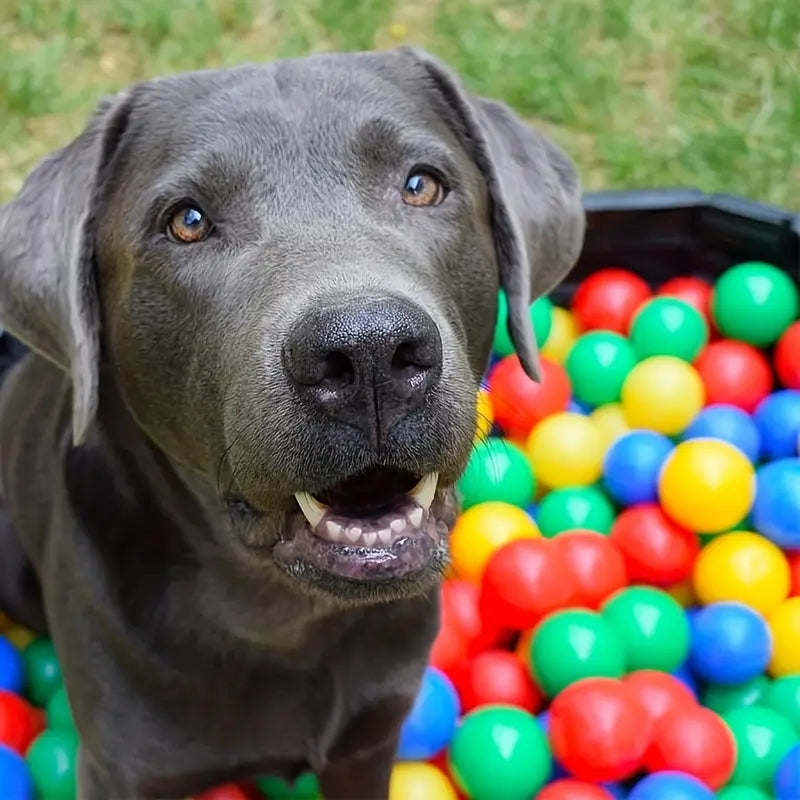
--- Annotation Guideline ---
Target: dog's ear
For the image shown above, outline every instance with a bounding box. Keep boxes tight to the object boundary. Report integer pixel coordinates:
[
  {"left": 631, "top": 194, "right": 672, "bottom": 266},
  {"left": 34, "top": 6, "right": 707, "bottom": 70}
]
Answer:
[
  {"left": 0, "top": 92, "right": 132, "bottom": 444},
  {"left": 400, "top": 49, "right": 585, "bottom": 379}
]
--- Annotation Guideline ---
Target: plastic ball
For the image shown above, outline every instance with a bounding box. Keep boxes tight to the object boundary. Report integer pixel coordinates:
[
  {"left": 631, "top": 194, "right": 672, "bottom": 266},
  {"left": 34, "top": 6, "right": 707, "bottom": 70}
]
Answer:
[
  {"left": 658, "top": 438, "right": 755, "bottom": 533},
  {"left": 602, "top": 586, "right": 689, "bottom": 672},
  {"left": 589, "top": 404, "right": 630, "bottom": 451},
  {"left": 479, "top": 538, "right": 576, "bottom": 630},
  {"left": 397, "top": 667, "right": 460, "bottom": 760},
  {"left": 0, "top": 690, "right": 42, "bottom": 754},
  {"left": 548, "top": 677, "right": 652, "bottom": 782},
  {"left": 622, "top": 670, "right": 696, "bottom": 726},
  {"left": 765, "top": 676, "right": 800, "bottom": 731},
  {"left": 0, "top": 637, "right": 24, "bottom": 695},
  {"left": 790, "top": 552, "right": 800, "bottom": 595},
  {"left": 645, "top": 705, "right": 736, "bottom": 789},
  {"left": 389, "top": 762, "right": 457, "bottom": 800},
  {"left": 611, "top": 504, "right": 699, "bottom": 586},
  {"left": 774, "top": 741, "right": 800, "bottom": 800},
  {"left": 621, "top": 356, "right": 704, "bottom": 435},
  {"left": 489, "top": 356, "right": 571, "bottom": 441},
  {"left": 775, "top": 321, "right": 800, "bottom": 389},
  {"left": 658, "top": 275, "right": 715, "bottom": 333},
  {"left": 475, "top": 389, "right": 494, "bottom": 441},
  {"left": 682, "top": 404, "right": 761, "bottom": 464},
  {"left": 530, "top": 610, "right": 625, "bottom": 697},
  {"left": 196, "top": 785, "right": 253, "bottom": 800},
  {"left": 754, "top": 391, "right": 800, "bottom": 460},
  {"left": 716, "top": 786, "right": 772, "bottom": 800},
  {"left": 0, "top": 744, "right": 34, "bottom": 800},
  {"left": 768, "top": 597, "right": 800, "bottom": 677},
  {"left": 493, "top": 291, "right": 553, "bottom": 358},
  {"left": 458, "top": 438, "right": 536, "bottom": 510},
  {"left": 536, "top": 780, "right": 615, "bottom": 800},
  {"left": 526, "top": 412, "right": 604, "bottom": 488},
  {"left": 449, "top": 705, "right": 551, "bottom": 800},
  {"left": 692, "top": 531, "right": 790, "bottom": 615},
  {"left": 629, "top": 296, "right": 708, "bottom": 361},
  {"left": 22, "top": 639, "right": 62, "bottom": 708},
  {"left": 723, "top": 706, "right": 798, "bottom": 790},
  {"left": 453, "top": 650, "right": 543, "bottom": 714},
  {"left": 46, "top": 687, "right": 75, "bottom": 732},
  {"left": 4, "top": 627, "right": 35, "bottom": 652},
  {"left": 695, "top": 340, "right": 773, "bottom": 413},
  {"left": 602, "top": 430, "right": 673, "bottom": 506},
  {"left": 627, "top": 772, "right": 714, "bottom": 800},
  {"left": 26, "top": 729, "right": 79, "bottom": 800},
  {"left": 255, "top": 772, "right": 320, "bottom": 799},
  {"left": 671, "top": 662, "right": 701, "bottom": 699},
  {"left": 449, "top": 501, "right": 540, "bottom": 583},
  {"left": 571, "top": 268, "right": 651, "bottom": 334},
  {"left": 537, "top": 486, "right": 616, "bottom": 537},
  {"left": 551, "top": 530, "right": 628, "bottom": 609},
  {"left": 542, "top": 307, "right": 580, "bottom": 364},
  {"left": 753, "top": 459, "right": 800, "bottom": 549},
  {"left": 565, "top": 332, "right": 637, "bottom": 407},
  {"left": 704, "top": 675, "right": 770, "bottom": 715},
  {"left": 712, "top": 261, "right": 799, "bottom": 347}
]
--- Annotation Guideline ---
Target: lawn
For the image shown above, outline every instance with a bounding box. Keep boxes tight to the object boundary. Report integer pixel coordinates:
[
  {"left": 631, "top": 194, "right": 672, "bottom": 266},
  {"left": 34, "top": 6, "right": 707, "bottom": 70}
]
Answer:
[{"left": 1, "top": 0, "right": 798, "bottom": 208}]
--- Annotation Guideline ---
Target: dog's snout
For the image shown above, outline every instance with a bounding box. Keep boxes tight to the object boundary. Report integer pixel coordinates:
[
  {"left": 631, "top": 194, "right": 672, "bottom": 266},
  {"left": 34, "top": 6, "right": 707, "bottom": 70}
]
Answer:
[{"left": 283, "top": 297, "right": 442, "bottom": 443}]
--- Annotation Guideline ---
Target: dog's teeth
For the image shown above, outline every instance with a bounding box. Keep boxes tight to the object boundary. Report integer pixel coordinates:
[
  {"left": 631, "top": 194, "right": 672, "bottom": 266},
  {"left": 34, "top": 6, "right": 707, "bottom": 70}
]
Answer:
[
  {"left": 377, "top": 528, "right": 392, "bottom": 545},
  {"left": 362, "top": 531, "right": 378, "bottom": 547},
  {"left": 390, "top": 518, "right": 406, "bottom": 533},
  {"left": 408, "top": 507, "right": 423, "bottom": 527},
  {"left": 325, "top": 520, "right": 343, "bottom": 542},
  {"left": 408, "top": 472, "right": 438, "bottom": 512},
  {"left": 345, "top": 527, "right": 362, "bottom": 543},
  {"left": 295, "top": 492, "right": 327, "bottom": 528}
]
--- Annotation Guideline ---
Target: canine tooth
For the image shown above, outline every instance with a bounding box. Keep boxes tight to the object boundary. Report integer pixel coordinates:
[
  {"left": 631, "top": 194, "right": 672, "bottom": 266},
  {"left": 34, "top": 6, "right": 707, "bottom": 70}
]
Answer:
[
  {"left": 390, "top": 518, "right": 406, "bottom": 533},
  {"left": 408, "top": 507, "right": 423, "bottom": 527},
  {"left": 345, "top": 527, "right": 362, "bottom": 543},
  {"left": 408, "top": 472, "right": 438, "bottom": 512},
  {"left": 377, "top": 528, "right": 392, "bottom": 545},
  {"left": 362, "top": 531, "right": 378, "bottom": 547},
  {"left": 325, "top": 520, "right": 343, "bottom": 541},
  {"left": 294, "top": 492, "right": 327, "bottom": 528}
]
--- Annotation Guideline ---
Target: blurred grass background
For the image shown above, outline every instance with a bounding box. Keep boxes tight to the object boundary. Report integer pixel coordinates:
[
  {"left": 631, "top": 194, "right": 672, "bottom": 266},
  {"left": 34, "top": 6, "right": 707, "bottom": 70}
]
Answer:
[{"left": 0, "top": 0, "right": 798, "bottom": 207}]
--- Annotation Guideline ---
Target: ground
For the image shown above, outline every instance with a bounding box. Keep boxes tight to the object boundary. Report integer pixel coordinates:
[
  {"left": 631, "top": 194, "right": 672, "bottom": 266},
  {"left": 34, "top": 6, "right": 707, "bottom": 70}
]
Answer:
[{"left": 0, "top": 0, "right": 798, "bottom": 208}]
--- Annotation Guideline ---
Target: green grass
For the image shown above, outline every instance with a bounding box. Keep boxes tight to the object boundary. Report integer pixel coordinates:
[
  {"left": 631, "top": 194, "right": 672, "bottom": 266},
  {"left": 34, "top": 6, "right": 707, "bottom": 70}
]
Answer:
[{"left": 1, "top": 0, "right": 798, "bottom": 207}]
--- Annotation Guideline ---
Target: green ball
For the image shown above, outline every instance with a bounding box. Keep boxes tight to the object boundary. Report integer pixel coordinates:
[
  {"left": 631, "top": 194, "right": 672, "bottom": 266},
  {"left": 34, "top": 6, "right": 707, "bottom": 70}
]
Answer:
[
  {"left": 46, "top": 686, "right": 76, "bottom": 731},
  {"left": 600, "top": 586, "right": 689, "bottom": 672},
  {"left": 764, "top": 675, "right": 800, "bottom": 731},
  {"left": 565, "top": 331, "right": 637, "bottom": 406},
  {"left": 458, "top": 437, "right": 535, "bottom": 509},
  {"left": 716, "top": 787, "right": 772, "bottom": 800},
  {"left": 26, "top": 729, "right": 79, "bottom": 800},
  {"left": 530, "top": 609, "right": 625, "bottom": 696},
  {"left": 537, "top": 485, "right": 616, "bottom": 537},
  {"left": 712, "top": 261, "right": 799, "bottom": 346},
  {"left": 629, "top": 297, "right": 708, "bottom": 361},
  {"left": 23, "top": 638, "right": 62, "bottom": 707},
  {"left": 723, "top": 706, "right": 798, "bottom": 790},
  {"left": 704, "top": 676, "right": 771, "bottom": 716},
  {"left": 256, "top": 771, "right": 321, "bottom": 799},
  {"left": 449, "top": 705, "right": 551, "bottom": 800},
  {"left": 493, "top": 291, "right": 553, "bottom": 357}
]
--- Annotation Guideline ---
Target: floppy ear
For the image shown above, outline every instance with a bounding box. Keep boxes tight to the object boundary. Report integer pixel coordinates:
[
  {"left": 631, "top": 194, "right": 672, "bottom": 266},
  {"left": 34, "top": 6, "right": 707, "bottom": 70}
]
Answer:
[
  {"left": 0, "top": 92, "right": 132, "bottom": 444},
  {"left": 404, "top": 49, "right": 585, "bottom": 379}
]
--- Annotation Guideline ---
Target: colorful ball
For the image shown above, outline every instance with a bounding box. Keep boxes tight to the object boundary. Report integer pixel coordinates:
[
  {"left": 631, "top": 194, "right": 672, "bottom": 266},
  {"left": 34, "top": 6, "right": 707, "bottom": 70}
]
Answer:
[
  {"left": 712, "top": 261, "right": 799, "bottom": 347},
  {"left": 449, "top": 705, "right": 551, "bottom": 800},
  {"left": 255, "top": 771, "right": 320, "bottom": 799},
  {"left": 621, "top": 356, "right": 705, "bottom": 435},
  {"left": 537, "top": 486, "right": 616, "bottom": 537},
  {"left": 753, "top": 391, "right": 800, "bottom": 460},
  {"left": 753, "top": 459, "right": 800, "bottom": 549},
  {"left": 475, "top": 388, "right": 494, "bottom": 441},
  {"left": 398, "top": 667, "right": 460, "bottom": 760},
  {"left": 765, "top": 676, "right": 800, "bottom": 731},
  {"left": 0, "top": 638, "right": 24, "bottom": 695},
  {"left": 542, "top": 307, "right": 580, "bottom": 364},
  {"left": 589, "top": 404, "right": 630, "bottom": 451},
  {"left": 622, "top": 670, "right": 697, "bottom": 726},
  {"left": 774, "top": 741, "right": 800, "bottom": 800},
  {"left": 0, "top": 690, "right": 42, "bottom": 754},
  {"left": 565, "top": 332, "right": 637, "bottom": 407},
  {"left": 658, "top": 276, "right": 715, "bottom": 334},
  {"left": 629, "top": 296, "right": 708, "bottom": 361},
  {"left": 658, "top": 439, "right": 755, "bottom": 533},
  {"left": 493, "top": 291, "right": 553, "bottom": 357},
  {"left": 716, "top": 786, "right": 772, "bottom": 800},
  {"left": 682, "top": 404, "right": 761, "bottom": 464},
  {"left": 692, "top": 531, "right": 790, "bottom": 615},
  {"left": 389, "top": 762, "right": 457, "bottom": 800},
  {"left": 775, "top": 321, "right": 800, "bottom": 389},
  {"left": 767, "top": 597, "right": 800, "bottom": 677},
  {"left": 695, "top": 340, "right": 773, "bottom": 413},
  {"left": 452, "top": 650, "right": 543, "bottom": 714},
  {"left": 704, "top": 675, "right": 770, "bottom": 716},
  {"left": 457, "top": 438, "right": 536, "bottom": 510},
  {"left": 627, "top": 772, "right": 714, "bottom": 800},
  {"left": 26, "top": 729, "right": 79, "bottom": 800},
  {"left": 571, "top": 268, "right": 651, "bottom": 334},
  {"left": 0, "top": 744, "right": 34, "bottom": 800},
  {"left": 22, "top": 639, "right": 61, "bottom": 708},
  {"left": 602, "top": 430, "right": 673, "bottom": 506},
  {"left": 535, "top": 779, "right": 615, "bottom": 800},
  {"left": 46, "top": 687, "right": 75, "bottom": 733}
]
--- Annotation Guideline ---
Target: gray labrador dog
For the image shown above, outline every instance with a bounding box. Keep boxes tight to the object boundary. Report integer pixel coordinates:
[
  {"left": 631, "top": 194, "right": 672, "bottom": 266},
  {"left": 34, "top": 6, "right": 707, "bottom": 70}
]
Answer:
[{"left": 0, "top": 48, "right": 583, "bottom": 798}]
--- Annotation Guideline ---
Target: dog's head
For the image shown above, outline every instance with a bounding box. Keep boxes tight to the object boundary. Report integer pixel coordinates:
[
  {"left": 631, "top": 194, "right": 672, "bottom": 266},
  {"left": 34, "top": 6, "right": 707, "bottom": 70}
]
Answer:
[{"left": 0, "top": 49, "right": 583, "bottom": 605}]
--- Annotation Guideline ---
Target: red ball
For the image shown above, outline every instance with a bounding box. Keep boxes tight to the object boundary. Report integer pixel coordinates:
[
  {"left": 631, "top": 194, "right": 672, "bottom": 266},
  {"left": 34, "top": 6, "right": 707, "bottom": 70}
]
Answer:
[
  {"left": 622, "top": 670, "right": 696, "bottom": 727},
  {"left": 610, "top": 504, "right": 699, "bottom": 586},
  {"left": 0, "top": 690, "right": 42, "bottom": 754},
  {"left": 775, "top": 321, "right": 800, "bottom": 389},
  {"left": 452, "top": 650, "right": 544, "bottom": 714},
  {"left": 571, "top": 268, "right": 651, "bottom": 334},
  {"left": 536, "top": 779, "right": 615, "bottom": 800},
  {"left": 549, "top": 677, "right": 653, "bottom": 783},
  {"left": 789, "top": 552, "right": 800, "bottom": 596},
  {"left": 694, "top": 339, "right": 773, "bottom": 412},
  {"left": 196, "top": 785, "right": 256, "bottom": 800},
  {"left": 658, "top": 276, "right": 717, "bottom": 336},
  {"left": 551, "top": 530, "right": 628, "bottom": 609},
  {"left": 480, "top": 539, "right": 577, "bottom": 630},
  {"left": 644, "top": 705, "right": 736, "bottom": 790},
  {"left": 488, "top": 355, "right": 571, "bottom": 441}
]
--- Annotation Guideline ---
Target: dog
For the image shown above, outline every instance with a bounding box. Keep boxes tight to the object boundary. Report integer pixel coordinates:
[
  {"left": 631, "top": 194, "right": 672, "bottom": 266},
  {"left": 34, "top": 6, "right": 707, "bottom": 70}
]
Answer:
[{"left": 0, "top": 48, "right": 584, "bottom": 798}]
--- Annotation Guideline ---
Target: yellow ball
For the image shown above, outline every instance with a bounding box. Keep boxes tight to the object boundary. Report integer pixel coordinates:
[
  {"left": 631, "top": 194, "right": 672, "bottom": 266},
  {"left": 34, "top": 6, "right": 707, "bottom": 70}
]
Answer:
[
  {"left": 475, "top": 388, "right": 494, "bottom": 441},
  {"left": 621, "top": 355, "right": 705, "bottom": 435},
  {"left": 526, "top": 412, "right": 604, "bottom": 488},
  {"left": 768, "top": 597, "right": 800, "bottom": 677},
  {"left": 4, "top": 625, "right": 35, "bottom": 650},
  {"left": 659, "top": 439, "right": 755, "bottom": 532},
  {"left": 541, "top": 306, "right": 579, "bottom": 364},
  {"left": 390, "top": 762, "right": 458, "bottom": 800},
  {"left": 692, "top": 531, "right": 790, "bottom": 615},
  {"left": 450, "top": 501, "right": 540, "bottom": 583},
  {"left": 590, "top": 403, "right": 630, "bottom": 451}
]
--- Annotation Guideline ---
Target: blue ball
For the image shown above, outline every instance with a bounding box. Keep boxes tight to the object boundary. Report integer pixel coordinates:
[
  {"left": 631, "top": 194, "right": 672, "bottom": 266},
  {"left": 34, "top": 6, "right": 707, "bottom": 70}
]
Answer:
[
  {"left": 688, "top": 602, "right": 772, "bottom": 685},
  {"left": 603, "top": 430, "right": 674, "bottom": 506},
  {"left": 602, "top": 783, "right": 628, "bottom": 799},
  {"left": 0, "top": 637, "right": 24, "bottom": 694},
  {"left": 671, "top": 661, "right": 701, "bottom": 699},
  {"left": 568, "top": 398, "right": 592, "bottom": 415},
  {"left": 752, "top": 458, "right": 800, "bottom": 548},
  {"left": 526, "top": 503, "right": 538, "bottom": 523},
  {"left": 397, "top": 667, "right": 460, "bottom": 759},
  {"left": 682, "top": 404, "right": 761, "bottom": 463},
  {"left": 628, "top": 772, "right": 714, "bottom": 800},
  {"left": 0, "top": 745, "right": 34, "bottom": 800},
  {"left": 754, "top": 390, "right": 800, "bottom": 460},
  {"left": 775, "top": 742, "right": 800, "bottom": 800}
]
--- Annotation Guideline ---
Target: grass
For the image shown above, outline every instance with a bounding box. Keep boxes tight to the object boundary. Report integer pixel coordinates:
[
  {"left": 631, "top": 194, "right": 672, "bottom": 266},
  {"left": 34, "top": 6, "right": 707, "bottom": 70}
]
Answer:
[{"left": 0, "top": 0, "right": 798, "bottom": 208}]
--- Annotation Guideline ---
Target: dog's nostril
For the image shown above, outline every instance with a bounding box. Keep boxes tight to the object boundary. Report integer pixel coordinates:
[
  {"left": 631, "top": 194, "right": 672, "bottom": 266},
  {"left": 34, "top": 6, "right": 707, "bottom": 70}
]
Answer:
[
  {"left": 320, "top": 351, "right": 355, "bottom": 389},
  {"left": 390, "top": 341, "right": 428, "bottom": 384}
]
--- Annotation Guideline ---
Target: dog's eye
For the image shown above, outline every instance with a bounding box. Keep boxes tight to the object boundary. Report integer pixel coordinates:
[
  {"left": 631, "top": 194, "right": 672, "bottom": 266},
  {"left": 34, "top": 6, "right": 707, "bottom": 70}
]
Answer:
[
  {"left": 167, "top": 205, "right": 212, "bottom": 243},
  {"left": 402, "top": 171, "right": 447, "bottom": 207}
]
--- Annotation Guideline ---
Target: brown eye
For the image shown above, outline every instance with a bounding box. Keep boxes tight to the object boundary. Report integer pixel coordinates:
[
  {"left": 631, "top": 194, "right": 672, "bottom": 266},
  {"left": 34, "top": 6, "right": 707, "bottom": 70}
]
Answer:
[
  {"left": 402, "top": 171, "right": 447, "bottom": 207},
  {"left": 167, "top": 205, "right": 212, "bottom": 243}
]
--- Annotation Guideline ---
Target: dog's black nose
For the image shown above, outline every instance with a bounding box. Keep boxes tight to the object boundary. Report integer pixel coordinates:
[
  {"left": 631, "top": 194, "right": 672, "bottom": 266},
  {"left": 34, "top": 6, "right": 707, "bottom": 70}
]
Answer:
[{"left": 283, "top": 297, "right": 442, "bottom": 445}]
